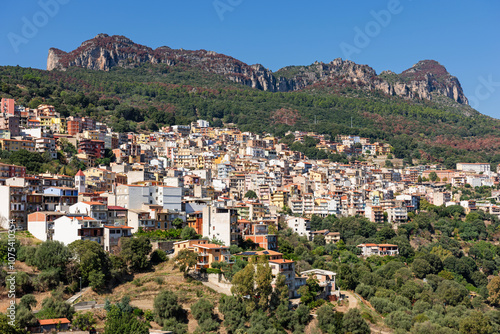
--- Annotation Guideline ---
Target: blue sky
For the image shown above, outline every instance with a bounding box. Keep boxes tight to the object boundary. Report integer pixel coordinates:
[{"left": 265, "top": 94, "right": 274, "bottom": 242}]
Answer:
[{"left": 1, "top": 0, "right": 499, "bottom": 118}]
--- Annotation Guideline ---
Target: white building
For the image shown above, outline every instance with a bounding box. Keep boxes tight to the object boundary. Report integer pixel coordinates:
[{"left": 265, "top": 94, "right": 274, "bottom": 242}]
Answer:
[
  {"left": 202, "top": 206, "right": 238, "bottom": 246},
  {"left": 286, "top": 217, "right": 311, "bottom": 239},
  {"left": 52, "top": 215, "right": 103, "bottom": 246},
  {"left": 115, "top": 184, "right": 182, "bottom": 211},
  {"left": 69, "top": 201, "right": 108, "bottom": 222},
  {"left": 457, "top": 163, "right": 490, "bottom": 175},
  {"left": 197, "top": 119, "right": 209, "bottom": 128}
]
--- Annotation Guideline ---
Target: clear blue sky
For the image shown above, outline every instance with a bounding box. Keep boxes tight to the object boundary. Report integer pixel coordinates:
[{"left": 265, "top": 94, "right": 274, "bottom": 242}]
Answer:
[{"left": 1, "top": 0, "right": 499, "bottom": 118}]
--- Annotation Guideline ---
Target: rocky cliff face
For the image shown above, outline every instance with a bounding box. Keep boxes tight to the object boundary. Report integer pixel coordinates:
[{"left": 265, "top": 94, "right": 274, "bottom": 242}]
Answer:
[{"left": 47, "top": 34, "right": 468, "bottom": 105}]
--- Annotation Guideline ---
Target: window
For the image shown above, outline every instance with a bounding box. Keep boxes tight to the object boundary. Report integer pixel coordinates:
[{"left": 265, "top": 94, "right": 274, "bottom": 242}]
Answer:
[{"left": 215, "top": 256, "right": 219, "bottom": 261}]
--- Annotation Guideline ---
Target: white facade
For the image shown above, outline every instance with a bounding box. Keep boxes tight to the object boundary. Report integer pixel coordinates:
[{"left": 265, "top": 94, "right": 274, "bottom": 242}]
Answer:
[
  {"left": 202, "top": 206, "right": 238, "bottom": 246},
  {"left": 52, "top": 216, "right": 102, "bottom": 246},
  {"left": 0, "top": 186, "right": 11, "bottom": 229},
  {"left": 286, "top": 217, "right": 311, "bottom": 239},
  {"left": 457, "top": 163, "right": 490, "bottom": 175},
  {"left": 69, "top": 202, "right": 108, "bottom": 222},
  {"left": 116, "top": 185, "right": 182, "bottom": 211}
]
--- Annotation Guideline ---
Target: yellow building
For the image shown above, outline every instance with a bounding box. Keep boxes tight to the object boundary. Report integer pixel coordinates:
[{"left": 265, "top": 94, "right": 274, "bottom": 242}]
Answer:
[
  {"left": 51, "top": 117, "right": 67, "bottom": 133},
  {"left": 271, "top": 190, "right": 288, "bottom": 208},
  {"left": 83, "top": 130, "right": 100, "bottom": 140},
  {"left": 83, "top": 167, "right": 116, "bottom": 192},
  {"left": 39, "top": 116, "right": 52, "bottom": 129},
  {"left": 310, "top": 170, "right": 327, "bottom": 183},
  {"left": 173, "top": 239, "right": 233, "bottom": 270},
  {"left": 0, "top": 139, "right": 35, "bottom": 152}
]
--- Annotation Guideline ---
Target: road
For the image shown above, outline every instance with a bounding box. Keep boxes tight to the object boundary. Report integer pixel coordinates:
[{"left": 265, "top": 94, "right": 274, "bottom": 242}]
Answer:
[{"left": 340, "top": 290, "right": 360, "bottom": 310}]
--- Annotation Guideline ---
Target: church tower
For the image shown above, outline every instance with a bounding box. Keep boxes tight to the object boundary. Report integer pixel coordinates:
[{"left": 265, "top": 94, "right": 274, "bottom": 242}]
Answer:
[{"left": 75, "top": 170, "right": 86, "bottom": 194}]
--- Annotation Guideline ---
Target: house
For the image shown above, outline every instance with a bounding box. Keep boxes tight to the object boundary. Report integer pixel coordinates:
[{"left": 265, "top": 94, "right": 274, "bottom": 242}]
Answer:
[
  {"left": 103, "top": 225, "right": 133, "bottom": 253},
  {"left": 114, "top": 184, "right": 182, "bottom": 211},
  {"left": 242, "top": 222, "right": 277, "bottom": 250},
  {"left": 69, "top": 201, "right": 108, "bottom": 222},
  {"left": 107, "top": 206, "right": 128, "bottom": 226},
  {"left": 357, "top": 243, "right": 399, "bottom": 257},
  {"left": 27, "top": 211, "right": 66, "bottom": 242},
  {"left": 269, "top": 259, "right": 305, "bottom": 298},
  {"left": 37, "top": 318, "right": 70, "bottom": 332},
  {"left": 325, "top": 232, "right": 341, "bottom": 244},
  {"left": 195, "top": 243, "right": 233, "bottom": 270},
  {"left": 127, "top": 209, "right": 155, "bottom": 233},
  {"left": 52, "top": 215, "right": 103, "bottom": 246},
  {"left": 300, "top": 269, "right": 338, "bottom": 300},
  {"left": 235, "top": 250, "right": 284, "bottom": 261},
  {"left": 173, "top": 239, "right": 233, "bottom": 270},
  {"left": 286, "top": 217, "right": 311, "bottom": 239},
  {"left": 202, "top": 206, "right": 239, "bottom": 246}
]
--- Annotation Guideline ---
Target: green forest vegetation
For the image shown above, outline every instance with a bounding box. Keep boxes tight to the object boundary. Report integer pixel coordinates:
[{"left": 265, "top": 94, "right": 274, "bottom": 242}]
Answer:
[
  {"left": 3, "top": 202, "right": 500, "bottom": 333},
  {"left": 2, "top": 64, "right": 500, "bottom": 169}
]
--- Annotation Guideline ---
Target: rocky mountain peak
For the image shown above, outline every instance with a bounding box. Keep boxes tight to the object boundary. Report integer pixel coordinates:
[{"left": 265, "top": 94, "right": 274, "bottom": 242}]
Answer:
[{"left": 46, "top": 34, "right": 469, "bottom": 106}]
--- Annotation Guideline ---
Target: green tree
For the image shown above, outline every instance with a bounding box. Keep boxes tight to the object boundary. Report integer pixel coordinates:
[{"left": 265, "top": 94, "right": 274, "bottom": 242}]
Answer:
[
  {"left": 219, "top": 295, "right": 246, "bottom": 333},
  {"left": 255, "top": 257, "right": 273, "bottom": 309},
  {"left": 72, "top": 312, "right": 96, "bottom": 331},
  {"left": 429, "top": 172, "right": 438, "bottom": 182},
  {"left": 0, "top": 314, "right": 25, "bottom": 334},
  {"left": 487, "top": 276, "right": 500, "bottom": 306},
  {"left": 172, "top": 218, "right": 184, "bottom": 229},
  {"left": 436, "top": 279, "right": 469, "bottom": 306},
  {"left": 153, "top": 290, "right": 187, "bottom": 332},
  {"left": 69, "top": 240, "right": 111, "bottom": 292},
  {"left": 120, "top": 236, "right": 152, "bottom": 272},
  {"left": 34, "top": 240, "right": 71, "bottom": 271},
  {"left": 37, "top": 296, "right": 75, "bottom": 321},
  {"left": 174, "top": 249, "right": 198, "bottom": 274},
  {"left": 104, "top": 304, "right": 149, "bottom": 334},
  {"left": 245, "top": 190, "right": 258, "bottom": 199},
  {"left": 459, "top": 311, "right": 493, "bottom": 334},
  {"left": 317, "top": 303, "right": 340, "bottom": 333},
  {"left": 231, "top": 263, "right": 255, "bottom": 297},
  {"left": 191, "top": 298, "right": 219, "bottom": 333},
  {"left": 412, "top": 258, "right": 432, "bottom": 279},
  {"left": 179, "top": 226, "right": 198, "bottom": 240},
  {"left": 343, "top": 309, "right": 370, "bottom": 334}
]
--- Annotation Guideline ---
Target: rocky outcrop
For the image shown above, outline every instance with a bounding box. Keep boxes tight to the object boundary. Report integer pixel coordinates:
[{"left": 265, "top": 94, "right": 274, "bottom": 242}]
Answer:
[{"left": 47, "top": 34, "right": 469, "bottom": 105}]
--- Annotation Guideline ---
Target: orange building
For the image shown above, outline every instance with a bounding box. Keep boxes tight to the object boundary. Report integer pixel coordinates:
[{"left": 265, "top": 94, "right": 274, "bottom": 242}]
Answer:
[{"left": 187, "top": 211, "right": 203, "bottom": 234}]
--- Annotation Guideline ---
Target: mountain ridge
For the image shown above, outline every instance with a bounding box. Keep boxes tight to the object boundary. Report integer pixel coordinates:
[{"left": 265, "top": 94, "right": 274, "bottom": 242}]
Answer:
[{"left": 47, "top": 34, "right": 469, "bottom": 107}]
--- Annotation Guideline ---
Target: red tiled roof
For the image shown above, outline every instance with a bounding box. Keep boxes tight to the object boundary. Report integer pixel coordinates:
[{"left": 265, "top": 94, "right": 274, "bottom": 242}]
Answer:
[
  {"left": 75, "top": 216, "right": 95, "bottom": 221},
  {"left": 39, "top": 318, "right": 70, "bottom": 325},
  {"left": 197, "top": 244, "right": 228, "bottom": 249},
  {"left": 107, "top": 206, "right": 127, "bottom": 210},
  {"left": 269, "top": 259, "right": 294, "bottom": 264}
]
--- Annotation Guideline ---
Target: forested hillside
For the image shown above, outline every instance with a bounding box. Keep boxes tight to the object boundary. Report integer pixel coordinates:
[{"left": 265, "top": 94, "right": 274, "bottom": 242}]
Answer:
[{"left": 2, "top": 63, "right": 500, "bottom": 168}]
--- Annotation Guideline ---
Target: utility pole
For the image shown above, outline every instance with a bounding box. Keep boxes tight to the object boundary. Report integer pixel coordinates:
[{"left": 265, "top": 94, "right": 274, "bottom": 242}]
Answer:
[{"left": 351, "top": 116, "right": 353, "bottom": 128}]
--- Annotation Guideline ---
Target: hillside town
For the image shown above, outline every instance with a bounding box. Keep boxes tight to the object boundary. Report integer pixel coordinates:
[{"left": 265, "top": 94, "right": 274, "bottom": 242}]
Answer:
[{"left": 1, "top": 97, "right": 499, "bottom": 304}]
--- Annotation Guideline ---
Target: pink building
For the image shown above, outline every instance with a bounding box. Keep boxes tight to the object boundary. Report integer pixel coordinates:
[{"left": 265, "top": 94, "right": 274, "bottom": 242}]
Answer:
[{"left": 1, "top": 98, "right": 16, "bottom": 116}]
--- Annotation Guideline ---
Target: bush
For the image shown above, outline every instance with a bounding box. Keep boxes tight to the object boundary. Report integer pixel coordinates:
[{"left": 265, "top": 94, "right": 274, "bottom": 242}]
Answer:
[
  {"left": 371, "top": 297, "right": 397, "bottom": 315},
  {"left": 150, "top": 249, "right": 167, "bottom": 265},
  {"left": 385, "top": 310, "right": 413, "bottom": 331},
  {"left": 35, "top": 268, "right": 61, "bottom": 291},
  {"left": 154, "top": 277, "right": 164, "bottom": 285},
  {"left": 206, "top": 268, "right": 222, "bottom": 274}
]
